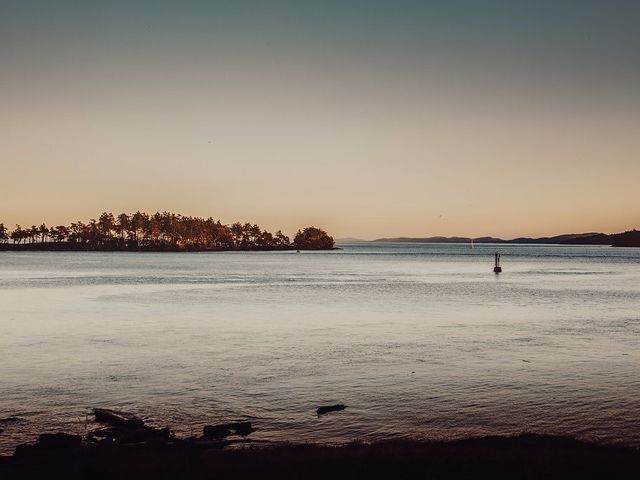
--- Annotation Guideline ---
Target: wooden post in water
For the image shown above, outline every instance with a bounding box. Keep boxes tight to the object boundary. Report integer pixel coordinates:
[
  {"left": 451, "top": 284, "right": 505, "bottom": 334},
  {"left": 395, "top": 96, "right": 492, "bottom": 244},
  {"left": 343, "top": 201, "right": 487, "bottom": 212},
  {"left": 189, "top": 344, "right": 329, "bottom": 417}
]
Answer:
[{"left": 494, "top": 252, "right": 502, "bottom": 273}]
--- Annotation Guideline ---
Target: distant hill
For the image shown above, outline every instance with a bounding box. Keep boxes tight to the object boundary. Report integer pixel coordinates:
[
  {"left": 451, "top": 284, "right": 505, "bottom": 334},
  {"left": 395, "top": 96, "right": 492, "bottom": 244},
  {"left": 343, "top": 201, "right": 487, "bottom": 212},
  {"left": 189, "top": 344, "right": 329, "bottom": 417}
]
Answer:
[
  {"left": 561, "top": 230, "right": 640, "bottom": 247},
  {"left": 511, "top": 233, "right": 601, "bottom": 244},
  {"left": 559, "top": 233, "right": 611, "bottom": 245},
  {"left": 372, "top": 231, "right": 640, "bottom": 247},
  {"left": 336, "top": 237, "right": 368, "bottom": 243},
  {"left": 610, "top": 230, "right": 640, "bottom": 247},
  {"left": 373, "top": 233, "right": 599, "bottom": 244},
  {"left": 374, "top": 236, "right": 501, "bottom": 243}
]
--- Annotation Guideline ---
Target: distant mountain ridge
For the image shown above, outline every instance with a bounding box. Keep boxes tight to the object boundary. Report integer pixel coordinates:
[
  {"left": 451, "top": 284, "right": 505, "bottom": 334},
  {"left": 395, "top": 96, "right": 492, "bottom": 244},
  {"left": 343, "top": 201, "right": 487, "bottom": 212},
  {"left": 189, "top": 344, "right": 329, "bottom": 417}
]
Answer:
[
  {"left": 372, "top": 230, "right": 640, "bottom": 247},
  {"left": 336, "top": 237, "right": 368, "bottom": 243},
  {"left": 561, "top": 230, "right": 640, "bottom": 247},
  {"left": 373, "top": 233, "right": 598, "bottom": 244}
]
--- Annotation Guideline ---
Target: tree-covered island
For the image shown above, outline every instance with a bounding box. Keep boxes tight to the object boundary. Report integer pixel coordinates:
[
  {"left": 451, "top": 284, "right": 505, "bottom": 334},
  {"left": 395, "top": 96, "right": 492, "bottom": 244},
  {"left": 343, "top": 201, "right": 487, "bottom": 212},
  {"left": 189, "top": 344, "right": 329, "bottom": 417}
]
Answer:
[{"left": 0, "top": 212, "right": 335, "bottom": 251}]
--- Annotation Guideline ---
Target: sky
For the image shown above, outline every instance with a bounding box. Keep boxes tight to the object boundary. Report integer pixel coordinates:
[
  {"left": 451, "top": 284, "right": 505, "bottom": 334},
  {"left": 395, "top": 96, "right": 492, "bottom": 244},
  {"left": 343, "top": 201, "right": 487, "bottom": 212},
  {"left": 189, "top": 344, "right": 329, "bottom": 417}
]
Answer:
[{"left": 1, "top": 0, "right": 639, "bottom": 239}]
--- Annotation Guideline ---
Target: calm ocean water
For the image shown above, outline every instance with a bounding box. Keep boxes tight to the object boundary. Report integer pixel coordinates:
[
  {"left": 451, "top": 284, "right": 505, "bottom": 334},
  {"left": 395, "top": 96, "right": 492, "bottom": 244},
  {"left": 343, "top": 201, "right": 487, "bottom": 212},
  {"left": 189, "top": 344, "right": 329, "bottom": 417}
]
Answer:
[{"left": 1, "top": 243, "right": 639, "bottom": 454}]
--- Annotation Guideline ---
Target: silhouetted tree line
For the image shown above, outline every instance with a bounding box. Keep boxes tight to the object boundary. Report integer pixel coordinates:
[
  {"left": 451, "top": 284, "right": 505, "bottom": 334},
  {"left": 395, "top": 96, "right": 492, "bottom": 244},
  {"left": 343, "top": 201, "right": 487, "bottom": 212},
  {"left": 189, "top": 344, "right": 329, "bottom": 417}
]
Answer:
[{"left": 0, "top": 213, "right": 335, "bottom": 251}]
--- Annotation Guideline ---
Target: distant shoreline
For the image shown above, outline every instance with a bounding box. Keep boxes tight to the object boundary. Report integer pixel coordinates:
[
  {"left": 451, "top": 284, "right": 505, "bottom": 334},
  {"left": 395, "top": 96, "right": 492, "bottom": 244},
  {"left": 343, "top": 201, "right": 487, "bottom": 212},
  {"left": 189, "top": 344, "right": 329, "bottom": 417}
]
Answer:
[{"left": 368, "top": 229, "right": 640, "bottom": 248}]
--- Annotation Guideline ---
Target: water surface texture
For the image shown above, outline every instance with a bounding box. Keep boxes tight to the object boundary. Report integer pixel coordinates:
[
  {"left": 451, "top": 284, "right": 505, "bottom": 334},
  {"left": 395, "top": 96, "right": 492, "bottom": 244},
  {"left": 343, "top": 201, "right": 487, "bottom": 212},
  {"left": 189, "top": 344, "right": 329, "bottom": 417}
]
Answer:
[{"left": 1, "top": 244, "right": 639, "bottom": 454}]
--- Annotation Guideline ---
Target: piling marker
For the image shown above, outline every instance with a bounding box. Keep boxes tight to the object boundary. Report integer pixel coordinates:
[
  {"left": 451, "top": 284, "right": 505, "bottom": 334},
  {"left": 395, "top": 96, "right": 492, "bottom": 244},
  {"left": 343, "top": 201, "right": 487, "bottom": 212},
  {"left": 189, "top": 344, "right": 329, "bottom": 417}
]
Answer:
[{"left": 494, "top": 252, "right": 502, "bottom": 273}]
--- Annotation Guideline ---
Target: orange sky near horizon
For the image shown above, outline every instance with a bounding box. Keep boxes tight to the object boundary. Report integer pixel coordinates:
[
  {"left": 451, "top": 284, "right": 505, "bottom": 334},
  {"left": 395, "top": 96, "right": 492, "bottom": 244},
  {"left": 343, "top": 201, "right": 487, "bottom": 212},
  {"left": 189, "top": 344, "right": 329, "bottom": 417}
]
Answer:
[{"left": 1, "top": 2, "right": 639, "bottom": 240}]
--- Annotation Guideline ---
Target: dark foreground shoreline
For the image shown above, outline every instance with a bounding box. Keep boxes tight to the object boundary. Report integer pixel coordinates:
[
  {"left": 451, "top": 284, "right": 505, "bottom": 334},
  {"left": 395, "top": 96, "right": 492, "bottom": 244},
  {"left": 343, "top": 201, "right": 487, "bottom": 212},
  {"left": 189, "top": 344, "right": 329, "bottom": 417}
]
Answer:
[
  {"left": 2, "top": 433, "right": 638, "bottom": 480},
  {"left": 2, "top": 408, "right": 639, "bottom": 478}
]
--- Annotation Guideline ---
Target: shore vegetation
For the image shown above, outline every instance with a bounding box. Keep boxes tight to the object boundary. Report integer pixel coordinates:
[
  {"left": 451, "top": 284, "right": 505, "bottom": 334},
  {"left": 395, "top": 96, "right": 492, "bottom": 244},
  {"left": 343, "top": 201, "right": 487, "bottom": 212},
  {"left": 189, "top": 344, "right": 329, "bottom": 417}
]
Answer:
[{"left": 0, "top": 213, "right": 335, "bottom": 251}]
